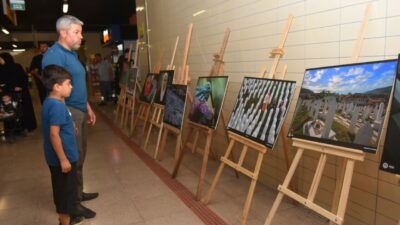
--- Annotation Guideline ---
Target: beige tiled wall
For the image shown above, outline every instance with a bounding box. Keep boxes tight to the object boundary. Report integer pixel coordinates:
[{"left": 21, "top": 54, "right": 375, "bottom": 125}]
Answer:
[{"left": 141, "top": 0, "right": 400, "bottom": 224}]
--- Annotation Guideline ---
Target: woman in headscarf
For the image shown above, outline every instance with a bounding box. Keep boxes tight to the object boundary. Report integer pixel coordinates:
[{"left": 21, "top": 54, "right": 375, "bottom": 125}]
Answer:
[{"left": 0, "top": 52, "right": 37, "bottom": 132}]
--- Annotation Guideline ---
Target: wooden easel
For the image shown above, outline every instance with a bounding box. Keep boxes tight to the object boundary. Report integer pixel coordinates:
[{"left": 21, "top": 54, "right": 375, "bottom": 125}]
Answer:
[
  {"left": 264, "top": 4, "right": 373, "bottom": 225},
  {"left": 156, "top": 24, "right": 193, "bottom": 161},
  {"left": 115, "top": 85, "right": 127, "bottom": 125},
  {"left": 116, "top": 42, "right": 136, "bottom": 126},
  {"left": 170, "top": 27, "right": 237, "bottom": 201},
  {"left": 130, "top": 69, "right": 158, "bottom": 139},
  {"left": 144, "top": 36, "right": 179, "bottom": 152},
  {"left": 202, "top": 15, "right": 293, "bottom": 225},
  {"left": 122, "top": 42, "right": 141, "bottom": 130}
]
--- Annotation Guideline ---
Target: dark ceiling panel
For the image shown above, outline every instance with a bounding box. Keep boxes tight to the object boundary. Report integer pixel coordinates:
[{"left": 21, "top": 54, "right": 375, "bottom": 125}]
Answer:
[{"left": 7, "top": 0, "right": 136, "bottom": 32}]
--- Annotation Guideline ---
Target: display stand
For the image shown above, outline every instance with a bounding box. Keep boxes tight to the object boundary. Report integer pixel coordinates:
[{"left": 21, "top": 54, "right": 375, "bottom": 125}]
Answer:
[
  {"left": 114, "top": 85, "right": 127, "bottom": 125},
  {"left": 156, "top": 24, "right": 193, "bottom": 161},
  {"left": 130, "top": 61, "right": 161, "bottom": 139},
  {"left": 144, "top": 36, "right": 179, "bottom": 152},
  {"left": 202, "top": 15, "right": 293, "bottom": 225},
  {"left": 116, "top": 42, "right": 137, "bottom": 126},
  {"left": 122, "top": 42, "right": 141, "bottom": 130},
  {"left": 170, "top": 27, "right": 238, "bottom": 201},
  {"left": 117, "top": 42, "right": 139, "bottom": 127},
  {"left": 263, "top": 4, "right": 372, "bottom": 225}
]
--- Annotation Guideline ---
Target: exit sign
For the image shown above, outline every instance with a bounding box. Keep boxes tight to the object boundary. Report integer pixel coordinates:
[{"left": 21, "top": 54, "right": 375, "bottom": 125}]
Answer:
[{"left": 9, "top": 0, "right": 25, "bottom": 11}]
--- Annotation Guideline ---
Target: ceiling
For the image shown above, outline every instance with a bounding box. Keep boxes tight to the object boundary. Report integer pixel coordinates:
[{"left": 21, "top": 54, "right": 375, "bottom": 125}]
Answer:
[{"left": 3, "top": 0, "right": 136, "bottom": 32}]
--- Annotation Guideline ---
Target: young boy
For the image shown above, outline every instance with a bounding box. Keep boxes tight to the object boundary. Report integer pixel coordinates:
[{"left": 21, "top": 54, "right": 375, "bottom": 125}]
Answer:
[{"left": 41, "top": 65, "right": 83, "bottom": 225}]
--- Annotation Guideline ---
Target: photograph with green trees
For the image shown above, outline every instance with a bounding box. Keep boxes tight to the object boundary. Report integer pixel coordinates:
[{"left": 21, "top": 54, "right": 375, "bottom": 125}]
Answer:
[{"left": 288, "top": 59, "right": 397, "bottom": 153}]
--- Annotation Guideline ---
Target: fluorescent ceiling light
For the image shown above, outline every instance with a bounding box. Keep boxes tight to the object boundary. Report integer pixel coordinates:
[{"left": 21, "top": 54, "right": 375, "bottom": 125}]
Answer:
[
  {"left": 13, "top": 49, "right": 25, "bottom": 52},
  {"left": 63, "top": 3, "right": 69, "bottom": 13},
  {"left": 1, "top": 28, "right": 9, "bottom": 35},
  {"left": 136, "top": 6, "right": 144, "bottom": 12},
  {"left": 193, "top": 10, "right": 206, "bottom": 17},
  {"left": 12, "top": 44, "right": 18, "bottom": 48}
]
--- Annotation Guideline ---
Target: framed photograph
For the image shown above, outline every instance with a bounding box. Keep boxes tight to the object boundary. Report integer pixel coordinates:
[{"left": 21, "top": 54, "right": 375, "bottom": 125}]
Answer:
[
  {"left": 139, "top": 73, "right": 159, "bottom": 103},
  {"left": 153, "top": 70, "right": 175, "bottom": 105},
  {"left": 380, "top": 55, "right": 400, "bottom": 174},
  {"left": 288, "top": 59, "right": 398, "bottom": 153},
  {"left": 126, "top": 68, "right": 138, "bottom": 95},
  {"left": 163, "top": 84, "right": 188, "bottom": 129},
  {"left": 188, "top": 76, "right": 229, "bottom": 129},
  {"left": 227, "top": 77, "right": 296, "bottom": 148}
]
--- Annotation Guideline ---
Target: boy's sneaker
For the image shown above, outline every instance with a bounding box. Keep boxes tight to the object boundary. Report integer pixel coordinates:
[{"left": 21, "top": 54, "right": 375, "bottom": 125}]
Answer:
[
  {"left": 58, "top": 216, "right": 84, "bottom": 225},
  {"left": 70, "top": 216, "right": 84, "bottom": 225}
]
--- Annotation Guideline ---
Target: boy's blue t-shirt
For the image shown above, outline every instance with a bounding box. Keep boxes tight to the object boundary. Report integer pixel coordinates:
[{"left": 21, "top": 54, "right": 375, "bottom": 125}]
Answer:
[
  {"left": 42, "top": 42, "right": 87, "bottom": 112},
  {"left": 41, "top": 97, "right": 79, "bottom": 166}
]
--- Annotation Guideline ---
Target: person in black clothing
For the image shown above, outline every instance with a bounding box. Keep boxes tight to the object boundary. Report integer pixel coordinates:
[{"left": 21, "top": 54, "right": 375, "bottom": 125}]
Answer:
[
  {"left": 30, "top": 42, "right": 49, "bottom": 104},
  {"left": 115, "top": 49, "right": 131, "bottom": 96},
  {"left": 0, "top": 52, "right": 37, "bottom": 132}
]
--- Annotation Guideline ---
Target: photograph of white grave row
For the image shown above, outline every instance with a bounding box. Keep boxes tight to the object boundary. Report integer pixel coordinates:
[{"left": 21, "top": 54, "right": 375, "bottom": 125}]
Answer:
[{"left": 227, "top": 77, "right": 296, "bottom": 148}]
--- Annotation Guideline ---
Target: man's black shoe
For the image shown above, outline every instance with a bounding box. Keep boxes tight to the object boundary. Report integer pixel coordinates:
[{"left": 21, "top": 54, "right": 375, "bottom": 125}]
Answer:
[
  {"left": 82, "top": 192, "right": 99, "bottom": 201},
  {"left": 70, "top": 216, "right": 84, "bottom": 225},
  {"left": 73, "top": 204, "right": 96, "bottom": 219}
]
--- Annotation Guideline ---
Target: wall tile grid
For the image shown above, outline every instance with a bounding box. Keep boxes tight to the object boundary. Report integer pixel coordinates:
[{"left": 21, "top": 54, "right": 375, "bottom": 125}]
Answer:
[{"left": 144, "top": 0, "right": 400, "bottom": 224}]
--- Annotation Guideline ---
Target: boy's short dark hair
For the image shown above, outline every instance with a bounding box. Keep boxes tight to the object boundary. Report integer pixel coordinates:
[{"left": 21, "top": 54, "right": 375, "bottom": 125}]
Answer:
[{"left": 43, "top": 65, "right": 72, "bottom": 92}]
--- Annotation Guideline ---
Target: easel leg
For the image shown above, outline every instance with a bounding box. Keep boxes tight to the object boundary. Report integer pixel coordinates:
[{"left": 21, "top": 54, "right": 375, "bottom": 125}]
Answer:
[
  {"left": 329, "top": 158, "right": 346, "bottom": 225},
  {"left": 264, "top": 148, "right": 304, "bottom": 225},
  {"left": 191, "top": 130, "right": 200, "bottom": 153},
  {"left": 144, "top": 122, "right": 153, "bottom": 150},
  {"left": 240, "top": 178, "right": 258, "bottom": 225},
  {"left": 154, "top": 124, "right": 163, "bottom": 158},
  {"left": 155, "top": 128, "right": 168, "bottom": 160},
  {"left": 174, "top": 133, "right": 182, "bottom": 163},
  {"left": 129, "top": 100, "right": 136, "bottom": 135},
  {"left": 240, "top": 151, "right": 265, "bottom": 225},
  {"left": 334, "top": 159, "right": 355, "bottom": 225},
  {"left": 203, "top": 138, "right": 236, "bottom": 204},
  {"left": 139, "top": 107, "right": 149, "bottom": 140},
  {"left": 172, "top": 128, "right": 193, "bottom": 178},
  {"left": 120, "top": 102, "right": 126, "bottom": 126},
  {"left": 196, "top": 133, "right": 213, "bottom": 200}
]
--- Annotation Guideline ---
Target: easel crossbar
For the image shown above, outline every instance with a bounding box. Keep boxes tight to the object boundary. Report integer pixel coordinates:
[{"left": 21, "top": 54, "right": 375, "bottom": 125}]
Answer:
[
  {"left": 292, "top": 138, "right": 365, "bottom": 161},
  {"left": 221, "top": 157, "right": 256, "bottom": 179},
  {"left": 228, "top": 132, "right": 267, "bottom": 154},
  {"left": 277, "top": 186, "right": 343, "bottom": 224}
]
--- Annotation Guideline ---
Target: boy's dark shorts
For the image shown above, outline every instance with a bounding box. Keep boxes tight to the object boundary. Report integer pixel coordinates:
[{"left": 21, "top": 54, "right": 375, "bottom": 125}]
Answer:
[{"left": 49, "top": 162, "right": 77, "bottom": 214}]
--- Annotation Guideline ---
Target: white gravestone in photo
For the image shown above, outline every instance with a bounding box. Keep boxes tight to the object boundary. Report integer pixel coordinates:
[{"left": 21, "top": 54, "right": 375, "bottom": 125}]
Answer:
[
  {"left": 322, "top": 96, "right": 337, "bottom": 139},
  {"left": 354, "top": 122, "right": 373, "bottom": 145}
]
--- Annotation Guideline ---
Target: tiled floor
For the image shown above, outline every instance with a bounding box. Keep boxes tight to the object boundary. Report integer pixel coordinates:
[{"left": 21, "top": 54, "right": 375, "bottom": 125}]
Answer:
[{"left": 0, "top": 96, "right": 329, "bottom": 225}]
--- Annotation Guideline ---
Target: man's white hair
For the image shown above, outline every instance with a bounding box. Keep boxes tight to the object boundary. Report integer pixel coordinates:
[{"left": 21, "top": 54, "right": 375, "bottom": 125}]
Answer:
[{"left": 56, "top": 15, "right": 84, "bottom": 32}]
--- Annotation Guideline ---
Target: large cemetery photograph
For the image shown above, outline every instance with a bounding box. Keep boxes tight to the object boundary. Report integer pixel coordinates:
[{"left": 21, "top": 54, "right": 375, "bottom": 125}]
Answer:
[
  {"left": 227, "top": 77, "right": 296, "bottom": 148},
  {"left": 289, "top": 59, "right": 397, "bottom": 152}
]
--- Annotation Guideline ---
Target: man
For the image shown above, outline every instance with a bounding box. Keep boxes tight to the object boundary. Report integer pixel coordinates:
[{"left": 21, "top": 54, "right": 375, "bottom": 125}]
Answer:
[
  {"left": 29, "top": 42, "right": 49, "bottom": 104},
  {"left": 95, "top": 53, "right": 113, "bottom": 105},
  {"left": 42, "top": 15, "right": 98, "bottom": 220}
]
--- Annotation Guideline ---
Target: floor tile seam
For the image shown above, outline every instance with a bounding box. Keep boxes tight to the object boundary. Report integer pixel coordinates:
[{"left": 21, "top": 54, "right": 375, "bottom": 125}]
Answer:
[{"left": 94, "top": 106, "right": 229, "bottom": 225}]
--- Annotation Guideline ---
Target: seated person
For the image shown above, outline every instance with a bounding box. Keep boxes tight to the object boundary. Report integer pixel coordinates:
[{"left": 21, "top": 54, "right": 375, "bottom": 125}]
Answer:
[{"left": 1, "top": 92, "right": 16, "bottom": 116}]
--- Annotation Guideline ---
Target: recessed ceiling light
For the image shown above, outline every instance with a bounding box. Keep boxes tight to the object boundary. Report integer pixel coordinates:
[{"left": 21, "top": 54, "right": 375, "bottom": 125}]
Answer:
[
  {"left": 1, "top": 28, "right": 9, "bottom": 35},
  {"left": 13, "top": 49, "right": 26, "bottom": 52},
  {"left": 12, "top": 44, "right": 18, "bottom": 48},
  {"left": 63, "top": 2, "right": 69, "bottom": 13},
  {"left": 193, "top": 10, "right": 206, "bottom": 17}
]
